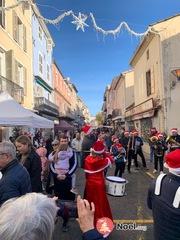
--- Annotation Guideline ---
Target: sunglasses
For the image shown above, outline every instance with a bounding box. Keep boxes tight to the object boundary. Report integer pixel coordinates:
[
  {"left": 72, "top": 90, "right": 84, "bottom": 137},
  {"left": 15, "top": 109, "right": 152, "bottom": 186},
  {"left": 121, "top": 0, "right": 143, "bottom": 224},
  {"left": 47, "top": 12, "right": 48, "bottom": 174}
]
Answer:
[{"left": 52, "top": 144, "right": 58, "bottom": 147}]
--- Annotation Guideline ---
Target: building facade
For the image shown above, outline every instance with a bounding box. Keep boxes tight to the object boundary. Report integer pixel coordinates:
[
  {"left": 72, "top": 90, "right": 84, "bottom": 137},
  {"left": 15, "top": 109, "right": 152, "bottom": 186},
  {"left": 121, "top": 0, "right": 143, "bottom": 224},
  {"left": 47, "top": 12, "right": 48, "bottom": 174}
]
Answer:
[
  {"left": 129, "top": 14, "right": 180, "bottom": 152},
  {"left": 32, "top": 4, "right": 59, "bottom": 122}
]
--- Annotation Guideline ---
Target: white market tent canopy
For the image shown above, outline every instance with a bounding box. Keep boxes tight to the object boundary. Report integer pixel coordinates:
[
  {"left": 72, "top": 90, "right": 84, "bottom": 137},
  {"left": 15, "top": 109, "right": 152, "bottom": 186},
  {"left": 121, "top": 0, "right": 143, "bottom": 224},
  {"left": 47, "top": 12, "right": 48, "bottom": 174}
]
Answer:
[{"left": 0, "top": 91, "right": 54, "bottom": 128}]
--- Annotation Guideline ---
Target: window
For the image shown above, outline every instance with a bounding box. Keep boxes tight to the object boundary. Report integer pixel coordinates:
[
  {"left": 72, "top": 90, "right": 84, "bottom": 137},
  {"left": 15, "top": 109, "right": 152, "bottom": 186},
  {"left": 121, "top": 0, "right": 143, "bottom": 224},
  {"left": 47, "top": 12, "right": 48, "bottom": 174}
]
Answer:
[
  {"left": 46, "top": 38, "right": 52, "bottom": 52},
  {"left": 38, "top": 25, "right": 42, "bottom": 42},
  {"left": 13, "top": 11, "right": 26, "bottom": 51},
  {"left": 146, "top": 49, "right": 149, "bottom": 60},
  {"left": 47, "top": 64, "right": 50, "bottom": 81},
  {"left": 146, "top": 70, "right": 151, "bottom": 97},
  {"left": 0, "top": 49, "right": 5, "bottom": 77},
  {"left": 15, "top": 60, "right": 27, "bottom": 94},
  {"left": 39, "top": 53, "right": 43, "bottom": 75},
  {"left": 13, "top": 11, "right": 21, "bottom": 43},
  {"left": 15, "top": 60, "right": 23, "bottom": 86},
  {"left": 0, "top": 0, "right": 5, "bottom": 28}
]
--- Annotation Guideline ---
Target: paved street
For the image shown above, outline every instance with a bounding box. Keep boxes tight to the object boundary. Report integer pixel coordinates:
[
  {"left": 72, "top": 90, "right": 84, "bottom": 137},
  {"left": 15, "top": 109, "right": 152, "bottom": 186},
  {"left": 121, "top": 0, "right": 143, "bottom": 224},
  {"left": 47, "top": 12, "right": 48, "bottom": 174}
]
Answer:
[{"left": 52, "top": 153, "right": 165, "bottom": 240}]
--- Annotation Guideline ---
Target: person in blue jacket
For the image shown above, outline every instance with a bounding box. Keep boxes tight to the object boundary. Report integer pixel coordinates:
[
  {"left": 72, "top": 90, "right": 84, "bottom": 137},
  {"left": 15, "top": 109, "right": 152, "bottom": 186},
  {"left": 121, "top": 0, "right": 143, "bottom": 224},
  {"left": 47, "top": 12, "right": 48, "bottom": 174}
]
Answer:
[{"left": 0, "top": 141, "right": 31, "bottom": 206}]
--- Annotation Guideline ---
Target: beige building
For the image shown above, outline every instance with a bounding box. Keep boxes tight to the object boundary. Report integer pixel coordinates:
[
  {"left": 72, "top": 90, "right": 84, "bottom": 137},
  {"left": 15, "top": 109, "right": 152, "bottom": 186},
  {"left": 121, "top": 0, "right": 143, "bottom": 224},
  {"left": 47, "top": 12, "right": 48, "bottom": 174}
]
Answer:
[
  {"left": 82, "top": 104, "right": 90, "bottom": 124},
  {"left": 0, "top": 1, "right": 33, "bottom": 141},
  {"left": 112, "top": 70, "right": 134, "bottom": 132},
  {"left": 128, "top": 14, "right": 180, "bottom": 153},
  {"left": 0, "top": 0, "right": 33, "bottom": 108}
]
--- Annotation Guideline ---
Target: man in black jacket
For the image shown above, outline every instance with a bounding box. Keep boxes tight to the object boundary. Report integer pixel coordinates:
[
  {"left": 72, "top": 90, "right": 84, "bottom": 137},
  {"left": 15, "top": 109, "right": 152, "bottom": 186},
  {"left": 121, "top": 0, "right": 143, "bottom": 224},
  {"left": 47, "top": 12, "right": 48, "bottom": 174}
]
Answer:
[
  {"left": 81, "top": 125, "right": 95, "bottom": 168},
  {"left": 49, "top": 135, "right": 78, "bottom": 232},
  {"left": 0, "top": 141, "right": 31, "bottom": 206}
]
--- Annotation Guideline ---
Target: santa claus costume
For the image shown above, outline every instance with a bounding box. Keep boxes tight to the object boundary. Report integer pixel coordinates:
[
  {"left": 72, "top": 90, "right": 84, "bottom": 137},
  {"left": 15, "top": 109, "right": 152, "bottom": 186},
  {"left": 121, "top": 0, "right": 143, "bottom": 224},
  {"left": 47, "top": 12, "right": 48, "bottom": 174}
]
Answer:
[{"left": 84, "top": 141, "right": 114, "bottom": 225}]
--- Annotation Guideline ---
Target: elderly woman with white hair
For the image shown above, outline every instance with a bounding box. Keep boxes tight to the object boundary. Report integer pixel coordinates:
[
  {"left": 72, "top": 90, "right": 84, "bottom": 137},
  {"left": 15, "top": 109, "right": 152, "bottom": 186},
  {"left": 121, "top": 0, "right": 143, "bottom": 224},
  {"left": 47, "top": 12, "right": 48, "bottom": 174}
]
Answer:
[
  {"left": 0, "top": 193, "right": 105, "bottom": 240},
  {"left": 0, "top": 193, "right": 57, "bottom": 240}
]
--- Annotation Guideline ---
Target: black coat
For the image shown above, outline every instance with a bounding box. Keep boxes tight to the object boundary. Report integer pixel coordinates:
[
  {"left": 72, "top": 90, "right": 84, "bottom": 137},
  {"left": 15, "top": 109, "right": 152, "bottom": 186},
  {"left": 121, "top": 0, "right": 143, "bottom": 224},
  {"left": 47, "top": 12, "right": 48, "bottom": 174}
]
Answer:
[
  {"left": 81, "top": 135, "right": 96, "bottom": 167},
  {"left": 147, "top": 173, "right": 180, "bottom": 240},
  {"left": 17, "top": 149, "right": 42, "bottom": 192},
  {"left": 45, "top": 139, "right": 53, "bottom": 157},
  {"left": 0, "top": 159, "right": 31, "bottom": 206}
]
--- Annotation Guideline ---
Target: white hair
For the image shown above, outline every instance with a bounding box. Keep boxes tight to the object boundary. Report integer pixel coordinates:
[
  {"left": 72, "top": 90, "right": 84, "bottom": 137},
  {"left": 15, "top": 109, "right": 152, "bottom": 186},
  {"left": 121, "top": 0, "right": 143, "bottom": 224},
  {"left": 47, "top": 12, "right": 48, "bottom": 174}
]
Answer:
[
  {"left": 0, "top": 193, "right": 57, "bottom": 240},
  {"left": 0, "top": 141, "right": 16, "bottom": 159}
]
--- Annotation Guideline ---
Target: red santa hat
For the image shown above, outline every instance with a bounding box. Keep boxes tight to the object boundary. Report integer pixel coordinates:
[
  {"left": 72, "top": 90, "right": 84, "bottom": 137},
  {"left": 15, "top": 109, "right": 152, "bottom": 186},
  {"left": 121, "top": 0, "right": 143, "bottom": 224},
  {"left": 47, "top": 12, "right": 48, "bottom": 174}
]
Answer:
[
  {"left": 151, "top": 127, "right": 157, "bottom": 132},
  {"left": 132, "top": 129, "right": 138, "bottom": 134},
  {"left": 171, "top": 128, "right": 178, "bottom": 133},
  {"left": 124, "top": 130, "right": 129, "bottom": 135},
  {"left": 82, "top": 125, "right": 93, "bottom": 135},
  {"left": 164, "top": 149, "right": 180, "bottom": 175},
  {"left": 157, "top": 132, "right": 164, "bottom": 137},
  {"left": 92, "top": 141, "right": 105, "bottom": 154},
  {"left": 112, "top": 136, "right": 119, "bottom": 142}
]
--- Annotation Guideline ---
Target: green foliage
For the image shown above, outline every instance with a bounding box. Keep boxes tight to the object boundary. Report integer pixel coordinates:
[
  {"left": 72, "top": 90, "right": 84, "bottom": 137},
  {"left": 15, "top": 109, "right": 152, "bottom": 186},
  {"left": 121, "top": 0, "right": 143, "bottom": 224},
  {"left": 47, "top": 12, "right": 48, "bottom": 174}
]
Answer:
[{"left": 96, "top": 112, "right": 102, "bottom": 125}]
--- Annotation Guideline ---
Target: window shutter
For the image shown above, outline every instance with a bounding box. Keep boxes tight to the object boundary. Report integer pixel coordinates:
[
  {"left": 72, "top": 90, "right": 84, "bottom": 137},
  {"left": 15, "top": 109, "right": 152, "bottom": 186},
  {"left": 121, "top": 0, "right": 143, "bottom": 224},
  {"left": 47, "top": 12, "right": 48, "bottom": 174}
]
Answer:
[
  {"left": 23, "top": 25, "right": 27, "bottom": 52},
  {"left": 13, "top": 11, "right": 18, "bottom": 42},
  {"left": 23, "top": 67, "right": 27, "bottom": 95},
  {"left": 6, "top": 50, "right": 13, "bottom": 81},
  {"left": 46, "top": 38, "right": 52, "bottom": 52}
]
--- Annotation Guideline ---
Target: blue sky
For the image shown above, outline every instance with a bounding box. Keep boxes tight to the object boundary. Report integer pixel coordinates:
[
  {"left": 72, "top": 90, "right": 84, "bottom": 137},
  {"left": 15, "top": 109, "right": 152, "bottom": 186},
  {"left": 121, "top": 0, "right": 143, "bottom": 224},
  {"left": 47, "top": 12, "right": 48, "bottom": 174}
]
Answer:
[{"left": 36, "top": 0, "right": 180, "bottom": 116}]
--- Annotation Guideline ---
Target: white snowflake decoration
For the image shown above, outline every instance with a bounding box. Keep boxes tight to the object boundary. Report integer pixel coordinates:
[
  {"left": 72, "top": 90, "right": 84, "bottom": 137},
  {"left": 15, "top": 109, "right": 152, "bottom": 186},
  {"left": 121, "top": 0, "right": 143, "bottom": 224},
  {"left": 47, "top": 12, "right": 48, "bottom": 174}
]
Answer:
[{"left": 71, "top": 12, "right": 89, "bottom": 32}]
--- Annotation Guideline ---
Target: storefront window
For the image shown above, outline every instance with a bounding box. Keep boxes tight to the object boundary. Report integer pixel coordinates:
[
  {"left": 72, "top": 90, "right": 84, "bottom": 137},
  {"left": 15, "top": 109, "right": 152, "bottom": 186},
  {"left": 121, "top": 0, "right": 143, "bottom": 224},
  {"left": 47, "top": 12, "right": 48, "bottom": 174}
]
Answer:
[{"left": 141, "top": 118, "right": 151, "bottom": 143}]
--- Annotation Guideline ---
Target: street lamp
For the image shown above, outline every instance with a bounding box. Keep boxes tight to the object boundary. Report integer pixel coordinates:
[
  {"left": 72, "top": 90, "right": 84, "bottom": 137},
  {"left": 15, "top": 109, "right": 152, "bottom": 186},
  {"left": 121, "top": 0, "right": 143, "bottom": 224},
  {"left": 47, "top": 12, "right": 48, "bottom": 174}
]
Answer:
[{"left": 171, "top": 69, "right": 180, "bottom": 81}]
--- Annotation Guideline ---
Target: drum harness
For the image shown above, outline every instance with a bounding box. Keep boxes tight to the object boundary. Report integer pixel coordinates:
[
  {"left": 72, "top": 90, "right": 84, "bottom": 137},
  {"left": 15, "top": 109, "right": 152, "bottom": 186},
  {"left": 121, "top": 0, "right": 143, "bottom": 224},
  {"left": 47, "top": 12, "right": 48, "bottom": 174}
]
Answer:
[{"left": 154, "top": 174, "right": 180, "bottom": 208}]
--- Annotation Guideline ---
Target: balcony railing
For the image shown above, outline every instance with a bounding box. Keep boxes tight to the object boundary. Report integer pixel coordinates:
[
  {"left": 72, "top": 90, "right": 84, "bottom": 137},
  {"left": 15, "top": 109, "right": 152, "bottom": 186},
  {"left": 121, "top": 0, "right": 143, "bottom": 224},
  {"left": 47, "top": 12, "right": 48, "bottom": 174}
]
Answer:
[
  {"left": 112, "top": 108, "right": 122, "bottom": 118},
  {"left": 0, "top": 75, "right": 24, "bottom": 104},
  {"left": 34, "top": 97, "right": 59, "bottom": 116},
  {"left": 59, "top": 110, "right": 76, "bottom": 120}
]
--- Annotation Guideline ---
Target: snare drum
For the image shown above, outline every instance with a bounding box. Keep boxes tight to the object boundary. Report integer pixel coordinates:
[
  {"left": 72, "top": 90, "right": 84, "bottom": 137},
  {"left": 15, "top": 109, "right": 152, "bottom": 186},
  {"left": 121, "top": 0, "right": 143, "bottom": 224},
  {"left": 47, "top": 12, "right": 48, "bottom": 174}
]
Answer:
[{"left": 106, "top": 176, "right": 126, "bottom": 196}]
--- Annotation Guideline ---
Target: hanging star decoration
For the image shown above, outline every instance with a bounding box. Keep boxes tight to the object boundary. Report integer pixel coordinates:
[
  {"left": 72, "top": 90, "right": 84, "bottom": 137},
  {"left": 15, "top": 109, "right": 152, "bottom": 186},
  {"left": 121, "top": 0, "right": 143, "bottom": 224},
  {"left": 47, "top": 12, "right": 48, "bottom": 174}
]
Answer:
[{"left": 71, "top": 12, "right": 89, "bottom": 32}]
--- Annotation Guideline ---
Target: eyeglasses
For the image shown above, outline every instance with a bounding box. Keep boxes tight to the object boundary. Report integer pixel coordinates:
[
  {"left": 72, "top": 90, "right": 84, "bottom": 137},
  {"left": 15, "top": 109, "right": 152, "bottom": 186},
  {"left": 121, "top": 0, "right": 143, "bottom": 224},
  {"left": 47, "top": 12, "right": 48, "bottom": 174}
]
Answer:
[
  {"left": 52, "top": 144, "right": 58, "bottom": 147},
  {"left": 0, "top": 153, "right": 7, "bottom": 156}
]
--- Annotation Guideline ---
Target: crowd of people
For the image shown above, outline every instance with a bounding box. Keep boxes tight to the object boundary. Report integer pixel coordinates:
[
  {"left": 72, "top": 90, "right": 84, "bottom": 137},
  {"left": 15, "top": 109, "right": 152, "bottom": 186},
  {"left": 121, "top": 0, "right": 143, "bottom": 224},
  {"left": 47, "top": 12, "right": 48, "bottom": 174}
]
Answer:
[{"left": 0, "top": 124, "right": 180, "bottom": 239}]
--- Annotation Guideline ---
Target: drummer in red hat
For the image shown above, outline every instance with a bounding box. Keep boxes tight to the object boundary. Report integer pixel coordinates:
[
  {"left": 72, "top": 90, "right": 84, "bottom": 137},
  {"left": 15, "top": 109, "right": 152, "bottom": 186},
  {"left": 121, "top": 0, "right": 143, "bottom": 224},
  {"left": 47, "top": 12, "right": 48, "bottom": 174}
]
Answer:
[
  {"left": 147, "top": 149, "right": 180, "bottom": 240},
  {"left": 84, "top": 141, "right": 114, "bottom": 226},
  {"left": 168, "top": 128, "right": 180, "bottom": 152}
]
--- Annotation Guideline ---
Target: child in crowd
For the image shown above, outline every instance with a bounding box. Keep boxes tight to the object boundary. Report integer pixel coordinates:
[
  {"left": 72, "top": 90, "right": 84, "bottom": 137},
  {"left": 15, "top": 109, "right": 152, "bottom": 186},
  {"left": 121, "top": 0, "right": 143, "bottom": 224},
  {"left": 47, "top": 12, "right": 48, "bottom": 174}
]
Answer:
[
  {"left": 36, "top": 147, "right": 48, "bottom": 192},
  {"left": 48, "top": 144, "right": 78, "bottom": 194}
]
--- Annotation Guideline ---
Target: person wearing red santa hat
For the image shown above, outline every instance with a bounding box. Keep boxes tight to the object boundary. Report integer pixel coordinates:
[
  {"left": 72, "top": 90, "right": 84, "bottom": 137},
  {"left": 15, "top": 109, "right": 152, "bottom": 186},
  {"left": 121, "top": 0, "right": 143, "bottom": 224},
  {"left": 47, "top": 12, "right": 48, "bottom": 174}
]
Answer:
[
  {"left": 127, "top": 130, "right": 148, "bottom": 173},
  {"left": 111, "top": 137, "right": 126, "bottom": 177},
  {"left": 147, "top": 149, "right": 180, "bottom": 240},
  {"left": 167, "top": 128, "right": 180, "bottom": 152},
  {"left": 120, "top": 130, "right": 130, "bottom": 155},
  {"left": 152, "top": 132, "right": 168, "bottom": 174},
  {"left": 148, "top": 127, "right": 158, "bottom": 163},
  {"left": 84, "top": 141, "right": 114, "bottom": 226},
  {"left": 81, "top": 125, "right": 96, "bottom": 168}
]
